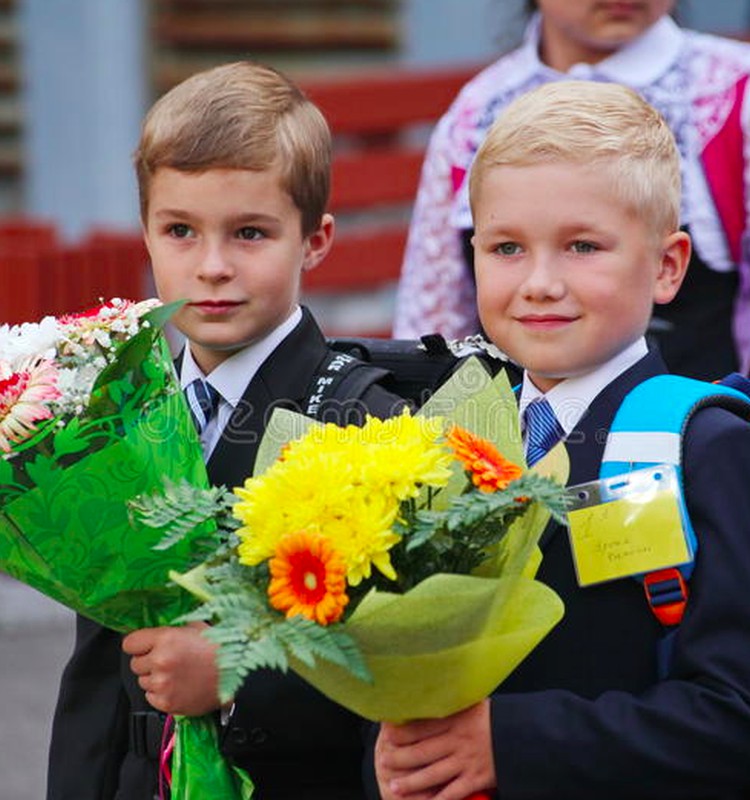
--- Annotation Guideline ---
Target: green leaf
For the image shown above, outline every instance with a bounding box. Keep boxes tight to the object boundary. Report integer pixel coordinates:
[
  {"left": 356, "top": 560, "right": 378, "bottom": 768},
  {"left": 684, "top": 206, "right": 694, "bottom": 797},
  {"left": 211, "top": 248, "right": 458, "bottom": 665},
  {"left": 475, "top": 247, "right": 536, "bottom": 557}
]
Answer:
[
  {"left": 142, "top": 299, "right": 185, "bottom": 331},
  {"left": 129, "top": 479, "right": 228, "bottom": 550},
  {"left": 0, "top": 457, "right": 16, "bottom": 486},
  {"left": 51, "top": 417, "right": 92, "bottom": 457},
  {"left": 402, "top": 512, "right": 444, "bottom": 552},
  {"left": 24, "top": 454, "right": 60, "bottom": 488},
  {"left": 282, "top": 617, "right": 371, "bottom": 683}
]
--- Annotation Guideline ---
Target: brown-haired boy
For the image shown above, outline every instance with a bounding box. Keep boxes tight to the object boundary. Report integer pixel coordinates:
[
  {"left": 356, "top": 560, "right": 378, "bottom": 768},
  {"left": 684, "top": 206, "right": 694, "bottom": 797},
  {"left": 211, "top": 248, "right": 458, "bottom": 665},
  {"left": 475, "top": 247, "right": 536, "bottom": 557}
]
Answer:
[{"left": 47, "top": 61, "right": 402, "bottom": 800}]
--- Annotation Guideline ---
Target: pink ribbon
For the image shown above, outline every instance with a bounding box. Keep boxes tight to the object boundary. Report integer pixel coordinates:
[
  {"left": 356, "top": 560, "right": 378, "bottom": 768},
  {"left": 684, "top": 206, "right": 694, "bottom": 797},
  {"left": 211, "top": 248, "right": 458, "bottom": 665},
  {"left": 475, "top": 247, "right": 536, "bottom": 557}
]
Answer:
[{"left": 158, "top": 714, "right": 176, "bottom": 800}]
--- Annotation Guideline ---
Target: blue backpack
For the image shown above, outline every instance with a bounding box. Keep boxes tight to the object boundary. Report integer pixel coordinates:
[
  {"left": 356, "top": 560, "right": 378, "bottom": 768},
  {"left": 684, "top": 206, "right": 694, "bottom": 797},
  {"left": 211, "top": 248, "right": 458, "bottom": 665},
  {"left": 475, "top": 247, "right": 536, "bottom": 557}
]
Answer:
[{"left": 599, "top": 372, "right": 750, "bottom": 665}]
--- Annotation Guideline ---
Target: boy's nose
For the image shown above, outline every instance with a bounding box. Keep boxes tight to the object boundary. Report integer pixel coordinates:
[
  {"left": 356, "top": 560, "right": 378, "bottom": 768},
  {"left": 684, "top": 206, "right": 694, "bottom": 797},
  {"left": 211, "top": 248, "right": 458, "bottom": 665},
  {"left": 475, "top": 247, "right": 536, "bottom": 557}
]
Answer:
[
  {"left": 521, "top": 255, "right": 565, "bottom": 300},
  {"left": 197, "top": 243, "right": 234, "bottom": 281}
]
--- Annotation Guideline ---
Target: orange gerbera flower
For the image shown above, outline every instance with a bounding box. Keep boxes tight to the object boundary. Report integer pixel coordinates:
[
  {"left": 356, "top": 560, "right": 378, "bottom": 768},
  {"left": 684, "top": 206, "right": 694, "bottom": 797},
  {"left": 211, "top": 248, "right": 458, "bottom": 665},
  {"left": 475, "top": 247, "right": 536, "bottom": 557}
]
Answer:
[
  {"left": 268, "top": 532, "right": 349, "bottom": 625},
  {"left": 446, "top": 425, "right": 523, "bottom": 493}
]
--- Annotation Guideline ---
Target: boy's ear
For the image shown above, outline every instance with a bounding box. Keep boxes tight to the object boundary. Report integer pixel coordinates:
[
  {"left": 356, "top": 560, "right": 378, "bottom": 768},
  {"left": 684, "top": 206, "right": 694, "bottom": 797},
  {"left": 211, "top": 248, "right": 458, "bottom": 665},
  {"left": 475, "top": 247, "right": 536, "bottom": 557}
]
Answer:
[
  {"left": 302, "top": 213, "right": 335, "bottom": 273},
  {"left": 653, "top": 230, "right": 691, "bottom": 306}
]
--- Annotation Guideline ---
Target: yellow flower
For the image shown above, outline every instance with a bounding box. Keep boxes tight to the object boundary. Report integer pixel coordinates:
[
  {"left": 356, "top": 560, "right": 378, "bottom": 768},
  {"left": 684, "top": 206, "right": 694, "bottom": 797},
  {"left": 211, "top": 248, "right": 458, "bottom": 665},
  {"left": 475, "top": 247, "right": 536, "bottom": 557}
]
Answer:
[
  {"left": 357, "top": 411, "right": 453, "bottom": 500},
  {"left": 323, "top": 491, "right": 401, "bottom": 585},
  {"left": 268, "top": 531, "right": 349, "bottom": 625},
  {"left": 234, "top": 411, "right": 453, "bottom": 588},
  {"left": 234, "top": 453, "right": 354, "bottom": 566},
  {"left": 234, "top": 442, "right": 400, "bottom": 584}
]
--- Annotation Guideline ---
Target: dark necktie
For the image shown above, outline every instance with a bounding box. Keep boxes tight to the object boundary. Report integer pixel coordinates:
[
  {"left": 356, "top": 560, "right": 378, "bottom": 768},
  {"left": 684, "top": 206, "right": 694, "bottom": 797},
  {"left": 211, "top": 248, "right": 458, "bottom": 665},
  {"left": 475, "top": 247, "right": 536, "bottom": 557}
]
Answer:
[
  {"left": 524, "top": 397, "right": 564, "bottom": 467},
  {"left": 184, "top": 378, "right": 220, "bottom": 435}
]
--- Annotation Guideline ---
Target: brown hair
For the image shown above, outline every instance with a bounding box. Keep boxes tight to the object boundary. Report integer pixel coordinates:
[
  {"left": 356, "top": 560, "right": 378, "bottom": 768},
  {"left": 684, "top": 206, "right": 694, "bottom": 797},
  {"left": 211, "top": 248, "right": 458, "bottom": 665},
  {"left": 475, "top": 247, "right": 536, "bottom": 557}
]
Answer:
[{"left": 134, "top": 61, "right": 331, "bottom": 236}]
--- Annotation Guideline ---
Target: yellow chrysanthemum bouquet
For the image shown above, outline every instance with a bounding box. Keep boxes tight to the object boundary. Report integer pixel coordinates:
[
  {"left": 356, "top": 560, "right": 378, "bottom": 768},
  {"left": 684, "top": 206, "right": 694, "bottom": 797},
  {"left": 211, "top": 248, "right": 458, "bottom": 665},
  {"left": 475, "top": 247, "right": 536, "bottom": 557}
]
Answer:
[{"left": 134, "top": 357, "right": 569, "bottom": 795}]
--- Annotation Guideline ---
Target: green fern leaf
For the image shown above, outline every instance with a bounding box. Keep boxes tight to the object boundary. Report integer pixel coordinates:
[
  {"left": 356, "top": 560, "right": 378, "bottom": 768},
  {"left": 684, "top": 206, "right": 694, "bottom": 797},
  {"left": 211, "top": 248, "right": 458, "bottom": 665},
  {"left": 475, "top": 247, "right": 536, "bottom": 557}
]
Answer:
[{"left": 129, "top": 478, "right": 230, "bottom": 550}]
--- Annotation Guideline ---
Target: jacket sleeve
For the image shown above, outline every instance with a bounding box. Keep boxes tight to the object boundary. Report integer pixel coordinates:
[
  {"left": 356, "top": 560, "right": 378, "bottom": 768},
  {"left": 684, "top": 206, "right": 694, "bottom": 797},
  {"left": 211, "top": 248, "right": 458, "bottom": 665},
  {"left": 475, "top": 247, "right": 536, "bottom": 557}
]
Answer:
[
  {"left": 490, "top": 407, "right": 750, "bottom": 799},
  {"left": 46, "top": 616, "right": 129, "bottom": 800}
]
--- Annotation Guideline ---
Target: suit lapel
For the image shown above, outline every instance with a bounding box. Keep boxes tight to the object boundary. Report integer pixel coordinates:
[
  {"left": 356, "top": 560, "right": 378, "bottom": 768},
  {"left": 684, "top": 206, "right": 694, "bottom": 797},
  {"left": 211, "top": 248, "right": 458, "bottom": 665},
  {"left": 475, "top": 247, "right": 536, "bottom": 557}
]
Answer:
[{"left": 206, "top": 308, "right": 330, "bottom": 489}]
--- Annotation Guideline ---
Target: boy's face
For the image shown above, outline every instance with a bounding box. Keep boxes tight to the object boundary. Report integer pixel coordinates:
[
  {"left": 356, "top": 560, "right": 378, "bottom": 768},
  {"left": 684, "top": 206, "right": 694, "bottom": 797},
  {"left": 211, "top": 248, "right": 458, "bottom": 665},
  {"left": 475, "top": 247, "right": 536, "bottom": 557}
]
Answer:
[
  {"left": 143, "top": 166, "right": 333, "bottom": 374},
  {"left": 472, "top": 161, "right": 689, "bottom": 392}
]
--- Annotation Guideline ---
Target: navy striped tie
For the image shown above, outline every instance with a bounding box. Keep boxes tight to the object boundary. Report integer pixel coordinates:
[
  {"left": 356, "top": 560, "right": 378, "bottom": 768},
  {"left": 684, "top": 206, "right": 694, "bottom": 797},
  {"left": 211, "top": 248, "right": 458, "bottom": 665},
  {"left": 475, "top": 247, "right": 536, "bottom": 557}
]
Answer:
[
  {"left": 185, "top": 378, "right": 220, "bottom": 435},
  {"left": 524, "top": 398, "right": 564, "bottom": 466}
]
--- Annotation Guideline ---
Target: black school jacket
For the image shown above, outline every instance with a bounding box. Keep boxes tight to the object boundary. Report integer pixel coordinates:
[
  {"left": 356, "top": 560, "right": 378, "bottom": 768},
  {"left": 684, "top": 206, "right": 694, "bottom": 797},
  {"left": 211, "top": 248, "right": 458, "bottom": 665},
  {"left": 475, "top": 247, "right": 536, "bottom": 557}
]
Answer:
[
  {"left": 47, "top": 308, "right": 404, "bottom": 800},
  {"left": 364, "top": 349, "right": 750, "bottom": 800}
]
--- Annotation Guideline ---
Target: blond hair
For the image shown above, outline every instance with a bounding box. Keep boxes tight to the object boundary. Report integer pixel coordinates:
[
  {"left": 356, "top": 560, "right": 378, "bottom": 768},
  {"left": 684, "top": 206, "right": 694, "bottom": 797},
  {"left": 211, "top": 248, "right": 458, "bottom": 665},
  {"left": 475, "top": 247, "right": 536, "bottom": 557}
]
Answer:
[
  {"left": 469, "top": 80, "right": 681, "bottom": 236},
  {"left": 134, "top": 61, "right": 331, "bottom": 236}
]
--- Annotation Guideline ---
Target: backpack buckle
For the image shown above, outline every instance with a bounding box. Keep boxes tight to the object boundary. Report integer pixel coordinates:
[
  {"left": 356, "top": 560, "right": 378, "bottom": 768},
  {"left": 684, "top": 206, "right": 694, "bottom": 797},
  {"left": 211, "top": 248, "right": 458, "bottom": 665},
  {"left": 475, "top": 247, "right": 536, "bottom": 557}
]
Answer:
[{"left": 643, "top": 567, "right": 688, "bottom": 627}]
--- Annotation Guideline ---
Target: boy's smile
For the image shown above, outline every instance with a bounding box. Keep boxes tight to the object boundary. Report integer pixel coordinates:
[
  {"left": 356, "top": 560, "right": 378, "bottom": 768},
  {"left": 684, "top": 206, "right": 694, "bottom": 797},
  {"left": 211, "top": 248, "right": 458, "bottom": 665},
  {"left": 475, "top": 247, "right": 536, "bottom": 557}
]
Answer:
[
  {"left": 472, "top": 161, "right": 688, "bottom": 392},
  {"left": 143, "top": 167, "right": 333, "bottom": 374}
]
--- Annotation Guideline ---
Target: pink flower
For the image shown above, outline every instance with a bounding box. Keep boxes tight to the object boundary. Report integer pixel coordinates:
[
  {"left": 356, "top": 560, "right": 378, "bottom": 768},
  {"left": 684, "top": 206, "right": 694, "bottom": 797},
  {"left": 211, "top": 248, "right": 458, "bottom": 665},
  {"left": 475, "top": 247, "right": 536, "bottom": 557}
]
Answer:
[
  {"left": 58, "top": 297, "right": 147, "bottom": 324},
  {"left": 58, "top": 298, "right": 159, "bottom": 354},
  {"left": 0, "top": 357, "right": 61, "bottom": 452}
]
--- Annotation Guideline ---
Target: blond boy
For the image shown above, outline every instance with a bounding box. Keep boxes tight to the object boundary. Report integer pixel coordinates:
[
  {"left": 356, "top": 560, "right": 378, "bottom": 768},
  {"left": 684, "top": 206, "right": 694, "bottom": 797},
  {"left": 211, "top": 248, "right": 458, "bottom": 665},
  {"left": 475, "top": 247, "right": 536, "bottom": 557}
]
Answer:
[{"left": 372, "top": 81, "right": 750, "bottom": 800}]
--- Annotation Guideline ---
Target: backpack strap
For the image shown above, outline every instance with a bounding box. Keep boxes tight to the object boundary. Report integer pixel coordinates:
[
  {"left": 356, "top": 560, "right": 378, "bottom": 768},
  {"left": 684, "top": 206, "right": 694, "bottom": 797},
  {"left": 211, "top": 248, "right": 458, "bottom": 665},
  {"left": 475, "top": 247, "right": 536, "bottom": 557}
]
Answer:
[
  {"left": 303, "top": 349, "right": 392, "bottom": 419},
  {"left": 328, "top": 333, "right": 520, "bottom": 405},
  {"left": 600, "top": 375, "right": 750, "bottom": 629}
]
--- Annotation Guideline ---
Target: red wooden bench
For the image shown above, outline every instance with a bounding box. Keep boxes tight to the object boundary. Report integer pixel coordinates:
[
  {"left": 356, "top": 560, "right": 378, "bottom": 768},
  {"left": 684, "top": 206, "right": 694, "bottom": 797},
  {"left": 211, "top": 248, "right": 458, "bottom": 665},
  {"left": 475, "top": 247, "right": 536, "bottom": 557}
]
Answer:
[{"left": 300, "top": 63, "right": 480, "bottom": 335}]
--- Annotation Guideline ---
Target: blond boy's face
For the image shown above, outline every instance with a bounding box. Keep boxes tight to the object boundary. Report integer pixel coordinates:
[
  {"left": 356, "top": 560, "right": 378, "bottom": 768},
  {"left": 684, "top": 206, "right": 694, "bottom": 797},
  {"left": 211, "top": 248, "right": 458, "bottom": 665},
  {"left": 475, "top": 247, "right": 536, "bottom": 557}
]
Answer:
[
  {"left": 143, "top": 166, "right": 332, "bottom": 374},
  {"left": 472, "top": 161, "right": 688, "bottom": 392}
]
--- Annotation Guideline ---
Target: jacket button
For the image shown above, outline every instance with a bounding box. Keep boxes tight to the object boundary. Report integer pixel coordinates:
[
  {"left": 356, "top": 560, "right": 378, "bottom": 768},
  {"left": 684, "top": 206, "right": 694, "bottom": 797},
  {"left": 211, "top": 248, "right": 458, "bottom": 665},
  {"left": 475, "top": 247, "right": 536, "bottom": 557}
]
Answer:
[
  {"left": 228, "top": 726, "right": 248, "bottom": 745},
  {"left": 248, "top": 727, "right": 269, "bottom": 746}
]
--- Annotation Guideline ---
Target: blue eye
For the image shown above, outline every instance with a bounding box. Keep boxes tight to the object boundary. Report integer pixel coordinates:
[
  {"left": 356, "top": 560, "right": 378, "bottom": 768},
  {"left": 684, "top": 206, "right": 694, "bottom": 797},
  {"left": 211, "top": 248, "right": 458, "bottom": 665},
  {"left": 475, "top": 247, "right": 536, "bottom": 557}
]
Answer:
[
  {"left": 570, "top": 240, "right": 598, "bottom": 253},
  {"left": 496, "top": 242, "right": 521, "bottom": 256}
]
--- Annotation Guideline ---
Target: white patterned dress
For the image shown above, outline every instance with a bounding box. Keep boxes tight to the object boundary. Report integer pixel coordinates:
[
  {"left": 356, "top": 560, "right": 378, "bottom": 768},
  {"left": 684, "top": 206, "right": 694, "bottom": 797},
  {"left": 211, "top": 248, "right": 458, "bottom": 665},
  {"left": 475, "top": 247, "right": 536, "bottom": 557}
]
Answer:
[{"left": 394, "top": 14, "right": 750, "bottom": 379}]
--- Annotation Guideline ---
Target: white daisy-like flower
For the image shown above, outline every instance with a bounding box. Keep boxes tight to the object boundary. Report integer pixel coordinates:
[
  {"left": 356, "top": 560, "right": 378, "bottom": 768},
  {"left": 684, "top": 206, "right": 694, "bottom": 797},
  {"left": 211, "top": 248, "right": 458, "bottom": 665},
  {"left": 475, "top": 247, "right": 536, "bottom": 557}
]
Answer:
[{"left": 0, "top": 316, "right": 62, "bottom": 365}]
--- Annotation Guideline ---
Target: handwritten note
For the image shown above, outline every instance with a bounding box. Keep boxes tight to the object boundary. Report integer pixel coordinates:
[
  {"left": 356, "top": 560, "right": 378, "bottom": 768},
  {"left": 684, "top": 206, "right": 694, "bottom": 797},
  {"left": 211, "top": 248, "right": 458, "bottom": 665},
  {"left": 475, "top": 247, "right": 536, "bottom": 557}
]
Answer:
[{"left": 568, "top": 490, "right": 690, "bottom": 586}]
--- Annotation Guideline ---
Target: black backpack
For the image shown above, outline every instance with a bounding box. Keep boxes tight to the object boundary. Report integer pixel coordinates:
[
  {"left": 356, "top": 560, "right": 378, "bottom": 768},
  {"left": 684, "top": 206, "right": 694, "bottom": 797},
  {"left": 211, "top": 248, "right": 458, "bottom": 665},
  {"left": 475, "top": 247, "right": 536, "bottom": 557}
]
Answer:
[{"left": 303, "top": 334, "right": 521, "bottom": 413}]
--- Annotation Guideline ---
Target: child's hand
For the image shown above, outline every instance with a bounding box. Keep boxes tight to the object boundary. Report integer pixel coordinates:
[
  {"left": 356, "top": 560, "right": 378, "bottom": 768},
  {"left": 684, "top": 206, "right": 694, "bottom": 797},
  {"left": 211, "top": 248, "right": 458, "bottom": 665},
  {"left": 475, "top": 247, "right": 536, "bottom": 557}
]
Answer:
[
  {"left": 375, "top": 699, "right": 496, "bottom": 800},
  {"left": 122, "top": 622, "right": 223, "bottom": 716}
]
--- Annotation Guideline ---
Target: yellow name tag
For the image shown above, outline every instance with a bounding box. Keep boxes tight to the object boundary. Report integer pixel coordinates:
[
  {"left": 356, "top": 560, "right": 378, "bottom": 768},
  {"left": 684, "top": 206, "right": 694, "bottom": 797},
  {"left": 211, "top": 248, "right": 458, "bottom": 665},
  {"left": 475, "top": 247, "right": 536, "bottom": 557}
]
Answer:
[{"left": 567, "top": 465, "right": 692, "bottom": 587}]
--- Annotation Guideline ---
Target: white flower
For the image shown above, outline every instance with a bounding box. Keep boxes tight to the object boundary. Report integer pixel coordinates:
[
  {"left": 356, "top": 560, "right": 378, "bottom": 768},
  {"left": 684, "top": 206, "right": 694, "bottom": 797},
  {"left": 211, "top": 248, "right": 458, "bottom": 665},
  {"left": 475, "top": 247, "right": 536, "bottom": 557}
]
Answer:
[
  {"left": 0, "top": 297, "right": 162, "bottom": 442},
  {"left": 0, "top": 316, "right": 62, "bottom": 366}
]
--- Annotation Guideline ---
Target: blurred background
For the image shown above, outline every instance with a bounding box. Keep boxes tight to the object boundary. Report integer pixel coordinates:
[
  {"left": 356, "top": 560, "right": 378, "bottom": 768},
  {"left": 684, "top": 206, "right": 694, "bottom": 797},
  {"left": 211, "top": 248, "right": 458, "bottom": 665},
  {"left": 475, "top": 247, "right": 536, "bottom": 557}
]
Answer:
[
  {"left": 1, "top": 0, "right": 749, "bottom": 338},
  {"left": 1, "top": 1, "right": 750, "bottom": 798}
]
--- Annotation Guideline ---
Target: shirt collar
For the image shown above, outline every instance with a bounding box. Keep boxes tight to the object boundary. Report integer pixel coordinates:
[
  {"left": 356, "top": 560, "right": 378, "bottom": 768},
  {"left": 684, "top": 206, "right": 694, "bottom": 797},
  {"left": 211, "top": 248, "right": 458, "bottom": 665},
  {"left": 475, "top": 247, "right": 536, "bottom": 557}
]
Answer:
[
  {"left": 519, "top": 337, "right": 648, "bottom": 435},
  {"left": 519, "top": 12, "right": 683, "bottom": 89},
  {"left": 180, "top": 305, "right": 302, "bottom": 407}
]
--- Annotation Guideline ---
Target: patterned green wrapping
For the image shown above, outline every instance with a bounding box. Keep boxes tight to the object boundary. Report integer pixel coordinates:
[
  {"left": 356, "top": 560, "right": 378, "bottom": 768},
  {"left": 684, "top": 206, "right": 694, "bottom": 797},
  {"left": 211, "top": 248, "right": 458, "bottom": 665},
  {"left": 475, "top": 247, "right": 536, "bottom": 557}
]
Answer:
[
  {"left": 0, "top": 314, "right": 213, "bottom": 632},
  {"left": 172, "top": 715, "right": 254, "bottom": 800}
]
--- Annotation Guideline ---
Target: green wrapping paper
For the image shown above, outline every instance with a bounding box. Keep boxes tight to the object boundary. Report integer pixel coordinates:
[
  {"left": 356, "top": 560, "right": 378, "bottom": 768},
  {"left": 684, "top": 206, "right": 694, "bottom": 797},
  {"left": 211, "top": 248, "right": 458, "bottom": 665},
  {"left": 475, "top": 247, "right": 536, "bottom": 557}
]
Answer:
[
  {"left": 172, "top": 715, "right": 253, "bottom": 800},
  {"left": 0, "top": 303, "right": 254, "bottom": 799},
  {"left": 290, "top": 573, "right": 562, "bottom": 722},
  {"left": 0, "top": 388, "right": 210, "bottom": 630}
]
